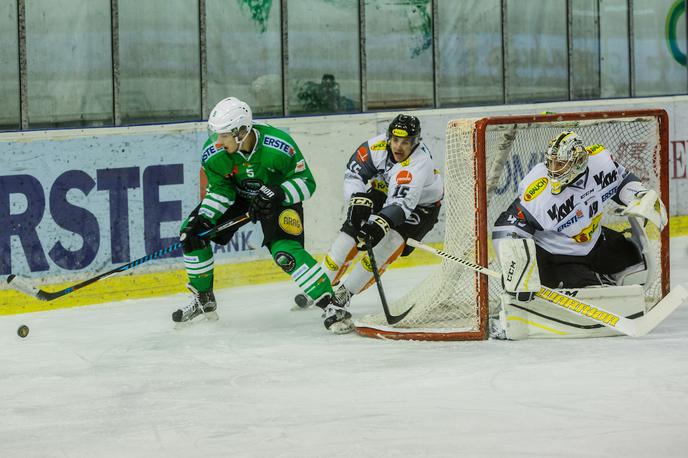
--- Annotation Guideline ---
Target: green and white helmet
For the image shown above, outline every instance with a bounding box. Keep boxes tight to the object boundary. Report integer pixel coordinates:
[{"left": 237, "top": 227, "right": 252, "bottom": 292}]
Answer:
[
  {"left": 207, "top": 97, "right": 253, "bottom": 138},
  {"left": 545, "top": 131, "right": 588, "bottom": 195}
]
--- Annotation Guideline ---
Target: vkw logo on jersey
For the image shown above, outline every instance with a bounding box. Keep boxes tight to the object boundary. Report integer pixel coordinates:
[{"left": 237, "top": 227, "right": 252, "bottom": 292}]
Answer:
[
  {"left": 263, "top": 135, "right": 295, "bottom": 156},
  {"left": 547, "top": 196, "right": 575, "bottom": 222},
  {"left": 523, "top": 177, "right": 548, "bottom": 202},
  {"left": 593, "top": 169, "right": 618, "bottom": 188}
]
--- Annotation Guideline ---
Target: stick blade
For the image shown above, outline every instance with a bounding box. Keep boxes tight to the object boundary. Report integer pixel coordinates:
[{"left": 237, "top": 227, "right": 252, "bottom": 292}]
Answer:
[
  {"left": 635, "top": 285, "right": 688, "bottom": 336},
  {"left": 6, "top": 274, "right": 42, "bottom": 299}
]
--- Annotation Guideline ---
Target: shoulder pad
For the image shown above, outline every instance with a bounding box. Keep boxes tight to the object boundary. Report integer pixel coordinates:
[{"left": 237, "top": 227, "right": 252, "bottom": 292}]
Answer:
[
  {"left": 356, "top": 143, "right": 371, "bottom": 163},
  {"left": 370, "top": 139, "right": 387, "bottom": 151},
  {"left": 522, "top": 176, "right": 549, "bottom": 202},
  {"left": 585, "top": 144, "right": 605, "bottom": 156}
]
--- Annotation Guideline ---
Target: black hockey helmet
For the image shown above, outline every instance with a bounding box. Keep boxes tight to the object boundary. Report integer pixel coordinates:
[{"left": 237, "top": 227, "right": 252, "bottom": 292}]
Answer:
[{"left": 387, "top": 114, "right": 421, "bottom": 146}]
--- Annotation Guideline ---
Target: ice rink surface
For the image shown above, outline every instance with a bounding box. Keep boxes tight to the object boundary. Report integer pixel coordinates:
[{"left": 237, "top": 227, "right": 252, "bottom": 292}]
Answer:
[{"left": 2, "top": 238, "right": 688, "bottom": 458}]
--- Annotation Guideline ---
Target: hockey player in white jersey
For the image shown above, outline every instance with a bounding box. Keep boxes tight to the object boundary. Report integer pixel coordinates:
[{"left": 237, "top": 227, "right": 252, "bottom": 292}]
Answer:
[
  {"left": 301, "top": 114, "right": 444, "bottom": 333},
  {"left": 491, "top": 131, "right": 667, "bottom": 339}
]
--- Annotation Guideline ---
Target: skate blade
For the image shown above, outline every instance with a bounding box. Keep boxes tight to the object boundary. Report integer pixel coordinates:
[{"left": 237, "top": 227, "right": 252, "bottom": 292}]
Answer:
[
  {"left": 173, "top": 311, "right": 219, "bottom": 330},
  {"left": 290, "top": 303, "right": 314, "bottom": 311},
  {"left": 328, "top": 319, "right": 354, "bottom": 335}
]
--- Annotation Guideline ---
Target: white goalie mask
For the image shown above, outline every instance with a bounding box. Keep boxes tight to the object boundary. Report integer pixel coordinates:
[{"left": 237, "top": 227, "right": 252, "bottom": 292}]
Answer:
[
  {"left": 207, "top": 97, "right": 253, "bottom": 142},
  {"left": 545, "top": 131, "right": 588, "bottom": 194}
]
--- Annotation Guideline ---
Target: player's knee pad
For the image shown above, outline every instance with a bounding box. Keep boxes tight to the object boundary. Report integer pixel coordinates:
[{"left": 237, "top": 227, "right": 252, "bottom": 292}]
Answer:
[
  {"left": 323, "top": 232, "right": 359, "bottom": 284},
  {"left": 344, "top": 230, "right": 405, "bottom": 294}
]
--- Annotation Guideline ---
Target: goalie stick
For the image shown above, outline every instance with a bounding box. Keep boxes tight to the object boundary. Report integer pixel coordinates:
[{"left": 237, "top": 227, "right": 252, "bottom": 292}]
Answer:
[
  {"left": 406, "top": 238, "right": 688, "bottom": 337},
  {"left": 366, "top": 239, "right": 414, "bottom": 325},
  {"left": 6, "top": 213, "right": 251, "bottom": 302}
]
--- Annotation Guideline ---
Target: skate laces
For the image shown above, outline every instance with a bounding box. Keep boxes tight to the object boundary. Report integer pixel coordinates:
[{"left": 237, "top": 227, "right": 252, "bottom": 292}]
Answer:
[
  {"left": 179, "top": 296, "right": 202, "bottom": 316},
  {"left": 334, "top": 286, "right": 352, "bottom": 307}
]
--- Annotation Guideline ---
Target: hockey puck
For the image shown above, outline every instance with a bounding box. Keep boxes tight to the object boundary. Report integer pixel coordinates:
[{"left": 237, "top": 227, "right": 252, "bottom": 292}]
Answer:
[{"left": 17, "top": 325, "right": 29, "bottom": 338}]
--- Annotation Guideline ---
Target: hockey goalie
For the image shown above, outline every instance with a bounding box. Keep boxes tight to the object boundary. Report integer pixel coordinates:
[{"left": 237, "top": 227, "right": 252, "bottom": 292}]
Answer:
[{"left": 490, "top": 131, "right": 668, "bottom": 339}]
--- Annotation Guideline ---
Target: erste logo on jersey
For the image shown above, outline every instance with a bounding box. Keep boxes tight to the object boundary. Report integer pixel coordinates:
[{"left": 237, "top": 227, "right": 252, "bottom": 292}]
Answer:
[
  {"left": 263, "top": 135, "right": 295, "bottom": 156},
  {"left": 202, "top": 143, "right": 221, "bottom": 162},
  {"left": 356, "top": 146, "right": 369, "bottom": 163},
  {"left": 523, "top": 177, "right": 548, "bottom": 202},
  {"left": 396, "top": 170, "right": 413, "bottom": 185}
]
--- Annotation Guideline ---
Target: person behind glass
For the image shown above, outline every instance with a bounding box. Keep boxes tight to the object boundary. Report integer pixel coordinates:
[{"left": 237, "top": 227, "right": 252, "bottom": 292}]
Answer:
[
  {"left": 294, "top": 114, "right": 444, "bottom": 334},
  {"left": 172, "top": 97, "right": 340, "bottom": 327}
]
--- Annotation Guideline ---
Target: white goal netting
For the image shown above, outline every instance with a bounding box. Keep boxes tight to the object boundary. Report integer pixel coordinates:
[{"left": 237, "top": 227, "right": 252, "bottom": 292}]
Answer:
[{"left": 355, "top": 111, "right": 668, "bottom": 340}]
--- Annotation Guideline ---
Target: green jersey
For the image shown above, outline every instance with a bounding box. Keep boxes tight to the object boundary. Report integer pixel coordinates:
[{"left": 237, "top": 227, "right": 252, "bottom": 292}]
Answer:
[{"left": 198, "top": 123, "right": 316, "bottom": 223}]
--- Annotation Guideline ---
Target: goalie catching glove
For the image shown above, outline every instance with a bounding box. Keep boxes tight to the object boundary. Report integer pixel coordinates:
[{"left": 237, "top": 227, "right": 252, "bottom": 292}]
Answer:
[
  {"left": 619, "top": 189, "right": 668, "bottom": 231},
  {"left": 497, "top": 238, "right": 541, "bottom": 302},
  {"left": 356, "top": 213, "right": 391, "bottom": 250},
  {"left": 249, "top": 185, "right": 286, "bottom": 222}
]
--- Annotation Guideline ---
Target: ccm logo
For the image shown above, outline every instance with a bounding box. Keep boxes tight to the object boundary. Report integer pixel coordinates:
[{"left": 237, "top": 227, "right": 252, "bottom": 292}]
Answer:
[{"left": 506, "top": 261, "right": 516, "bottom": 282}]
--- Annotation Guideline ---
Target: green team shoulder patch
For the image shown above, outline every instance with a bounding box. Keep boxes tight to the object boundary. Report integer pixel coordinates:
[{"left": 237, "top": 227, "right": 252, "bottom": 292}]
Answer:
[{"left": 263, "top": 135, "right": 295, "bottom": 157}]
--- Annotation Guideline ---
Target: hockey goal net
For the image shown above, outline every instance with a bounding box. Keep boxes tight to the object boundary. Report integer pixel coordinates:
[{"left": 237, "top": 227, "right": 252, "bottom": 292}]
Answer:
[{"left": 355, "top": 109, "right": 670, "bottom": 341}]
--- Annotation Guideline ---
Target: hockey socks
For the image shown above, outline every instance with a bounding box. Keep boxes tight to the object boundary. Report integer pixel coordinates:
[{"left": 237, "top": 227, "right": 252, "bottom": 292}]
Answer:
[
  {"left": 269, "top": 239, "right": 335, "bottom": 300},
  {"left": 183, "top": 246, "right": 214, "bottom": 292}
]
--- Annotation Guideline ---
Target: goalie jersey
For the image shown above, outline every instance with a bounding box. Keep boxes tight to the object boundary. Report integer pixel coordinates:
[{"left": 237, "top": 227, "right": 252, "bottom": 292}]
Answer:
[
  {"left": 343, "top": 133, "right": 444, "bottom": 226},
  {"left": 492, "top": 144, "right": 645, "bottom": 256}
]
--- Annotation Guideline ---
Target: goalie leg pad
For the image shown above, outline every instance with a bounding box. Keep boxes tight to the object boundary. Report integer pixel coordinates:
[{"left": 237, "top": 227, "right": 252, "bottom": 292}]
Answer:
[
  {"left": 496, "top": 238, "right": 541, "bottom": 294},
  {"left": 499, "top": 285, "right": 646, "bottom": 339}
]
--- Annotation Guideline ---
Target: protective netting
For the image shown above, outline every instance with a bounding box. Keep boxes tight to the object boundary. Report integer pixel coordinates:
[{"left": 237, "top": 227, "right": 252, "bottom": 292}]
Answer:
[{"left": 355, "top": 113, "right": 665, "bottom": 340}]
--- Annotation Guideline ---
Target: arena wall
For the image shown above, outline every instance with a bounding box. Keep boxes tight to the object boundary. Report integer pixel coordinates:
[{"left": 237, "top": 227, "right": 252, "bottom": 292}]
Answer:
[{"left": 2, "top": 97, "right": 688, "bottom": 313}]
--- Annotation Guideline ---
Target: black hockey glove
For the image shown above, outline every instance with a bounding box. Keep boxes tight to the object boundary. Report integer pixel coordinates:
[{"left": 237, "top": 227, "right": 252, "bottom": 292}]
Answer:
[
  {"left": 356, "top": 214, "right": 391, "bottom": 250},
  {"left": 249, "top": 185, "right": 286, "bottom": 223},
  {"left": 347, "top": 192, "right": 374, "bottom": 229},
  {"left": 180, "top": 214, "right": 214, "bottom": 252}
]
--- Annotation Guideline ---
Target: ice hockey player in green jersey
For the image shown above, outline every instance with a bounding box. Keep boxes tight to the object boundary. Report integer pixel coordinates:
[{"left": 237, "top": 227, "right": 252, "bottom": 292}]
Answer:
[{"left": 172, "top": 97, "right": 344, "bottom": 329}]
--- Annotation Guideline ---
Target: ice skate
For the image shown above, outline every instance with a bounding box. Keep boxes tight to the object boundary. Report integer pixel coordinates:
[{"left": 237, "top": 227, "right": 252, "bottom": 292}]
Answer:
[
  {"left": 322, "top": 295, "right": 353, "bottom": 334},
  {"left": 172, "top": 285, "right": 218, "bottom": 328}
]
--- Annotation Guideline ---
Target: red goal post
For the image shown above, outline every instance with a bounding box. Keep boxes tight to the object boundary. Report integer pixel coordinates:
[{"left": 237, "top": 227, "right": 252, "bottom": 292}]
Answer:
[{"left": 354, "top": 109, "right": 670, "bottom": 341}]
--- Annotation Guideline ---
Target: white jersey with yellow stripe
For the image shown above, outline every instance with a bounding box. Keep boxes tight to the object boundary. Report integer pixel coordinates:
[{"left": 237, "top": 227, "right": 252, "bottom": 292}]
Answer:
[
  {"left": 492, "top": 144, "right": 646, "bottom": 256},
  {"left": 343, "top": 134, "right": 444, "bottom": 226}
]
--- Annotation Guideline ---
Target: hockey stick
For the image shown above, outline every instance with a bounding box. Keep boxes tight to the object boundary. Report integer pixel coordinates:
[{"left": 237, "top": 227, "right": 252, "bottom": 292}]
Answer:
[
  {"left": 6, "top": 213, "right": 251, "bottom": 302},
  {"left": 366, "top": 239, "right": 414, "bottom": 325},
  {"left": 406, "top": 238, "right": 688, "bottom": 337}
]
